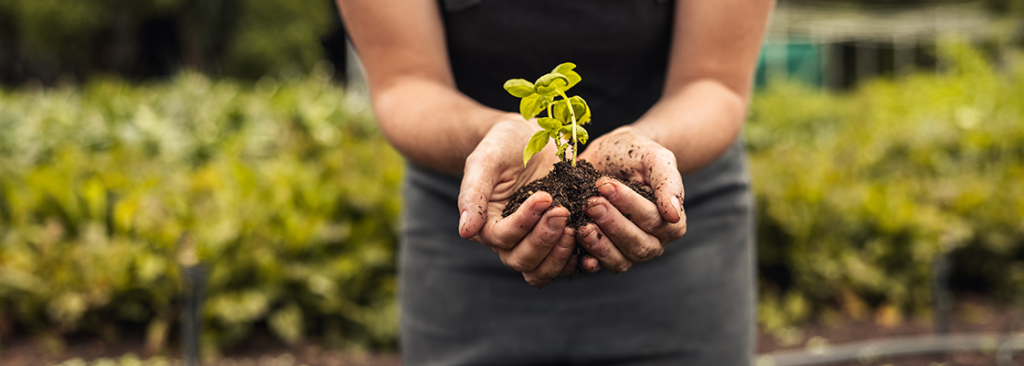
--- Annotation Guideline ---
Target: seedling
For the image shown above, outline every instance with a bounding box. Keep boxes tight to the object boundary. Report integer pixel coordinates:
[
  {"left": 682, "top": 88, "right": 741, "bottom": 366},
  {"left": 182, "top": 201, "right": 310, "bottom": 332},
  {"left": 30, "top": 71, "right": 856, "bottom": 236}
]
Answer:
[{"left": 503, "top": 63, "right": 592, "bottom": 167}]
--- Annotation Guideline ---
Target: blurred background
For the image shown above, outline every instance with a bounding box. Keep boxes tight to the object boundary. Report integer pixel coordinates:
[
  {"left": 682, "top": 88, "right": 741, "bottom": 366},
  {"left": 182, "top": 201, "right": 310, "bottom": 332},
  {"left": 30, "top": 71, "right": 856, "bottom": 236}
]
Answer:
[{"left": 0, "top": 0, "right": 1023, "bottom": 365}]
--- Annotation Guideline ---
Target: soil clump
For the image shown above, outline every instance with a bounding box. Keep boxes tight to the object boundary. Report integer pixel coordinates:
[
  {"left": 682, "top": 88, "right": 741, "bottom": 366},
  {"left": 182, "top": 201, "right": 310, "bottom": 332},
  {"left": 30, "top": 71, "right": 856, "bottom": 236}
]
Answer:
[{"left": 502, "top": 159, "right": 656, "bottom": 261}]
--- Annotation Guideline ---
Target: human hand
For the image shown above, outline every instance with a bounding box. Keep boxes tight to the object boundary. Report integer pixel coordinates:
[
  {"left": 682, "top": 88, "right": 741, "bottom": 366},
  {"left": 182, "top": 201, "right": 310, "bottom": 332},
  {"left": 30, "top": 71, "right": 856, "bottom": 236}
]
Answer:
[
  {"left": 458, "top": 117, "right": 578, "bottom": 287},
  {"left": 575, "top": 127, "right": 687, "bottom": 273}
]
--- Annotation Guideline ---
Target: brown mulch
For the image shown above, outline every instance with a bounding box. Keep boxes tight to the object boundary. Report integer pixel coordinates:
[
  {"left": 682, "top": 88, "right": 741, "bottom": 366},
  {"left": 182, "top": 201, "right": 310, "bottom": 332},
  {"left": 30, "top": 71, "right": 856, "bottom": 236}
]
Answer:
[{"left": 757, "top": 297, "right": 1024, "bottom": 366}]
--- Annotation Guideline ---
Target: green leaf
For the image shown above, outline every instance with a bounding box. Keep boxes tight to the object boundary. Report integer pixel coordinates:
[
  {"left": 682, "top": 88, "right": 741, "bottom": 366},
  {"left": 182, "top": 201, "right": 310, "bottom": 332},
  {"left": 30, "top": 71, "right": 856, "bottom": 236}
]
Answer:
[
  {"left": 523, "top": 130, "right": 550, "bottom": 166},
  {"left": 537, "top": 117, "right": 560, "bottom": 131},
  {"left": 554, "top": 97, "right": 589, "bottom": 125},
  {"left": 552, "top": 63, "right": 581, "bottom": 92},
  {"left": 552, "top": 102, "right": 568, "bottom": 124},
  {"left": 519, "top": 94, "right": 548, "bottom": 121},
  {"left": 503, "top": 79, "right": 536, "bottom": 98},
  {"left": 534, "top": 73, "right": 569, "bottom": 96},
  {"left": 569, "top": 96, "right": 591, "bottom": 125},
  {"left": 559, "top": 124, "right": 589, "bottom": 144},
  {"left": 576, "top": 125, "right": 589, "bottom": 144}
]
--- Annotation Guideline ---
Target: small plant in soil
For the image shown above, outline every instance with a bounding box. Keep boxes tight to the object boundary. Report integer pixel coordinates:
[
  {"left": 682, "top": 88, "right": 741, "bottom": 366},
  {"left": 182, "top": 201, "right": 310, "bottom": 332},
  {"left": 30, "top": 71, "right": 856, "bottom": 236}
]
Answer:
[{"left": 501, "top": 63, "right": 656, "bottom": 268}]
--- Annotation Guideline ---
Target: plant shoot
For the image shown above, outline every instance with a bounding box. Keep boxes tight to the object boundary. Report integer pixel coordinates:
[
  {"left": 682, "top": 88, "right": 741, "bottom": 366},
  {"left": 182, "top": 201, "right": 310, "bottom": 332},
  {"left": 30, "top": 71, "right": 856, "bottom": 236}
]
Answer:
[{"left": 503, "top": 63, "right": 592, "bottom": 167}]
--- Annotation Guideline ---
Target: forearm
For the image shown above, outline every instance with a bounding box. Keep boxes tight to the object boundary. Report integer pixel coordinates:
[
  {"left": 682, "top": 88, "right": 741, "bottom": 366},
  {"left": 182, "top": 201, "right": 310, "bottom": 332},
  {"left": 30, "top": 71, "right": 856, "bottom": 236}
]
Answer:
[
  {"left": 629, "top": 79, "right": 748, "bottom": 173},
  {"left": 372, "top": 77, "right": 519, "bottom": 174}
]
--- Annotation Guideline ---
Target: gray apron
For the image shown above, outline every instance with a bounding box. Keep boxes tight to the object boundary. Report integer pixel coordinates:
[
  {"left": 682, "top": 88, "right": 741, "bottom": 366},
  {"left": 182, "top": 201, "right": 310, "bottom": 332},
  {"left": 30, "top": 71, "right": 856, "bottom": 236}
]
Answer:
[{"left": 399, "top": 1, "right": 755, "bottom": 364}]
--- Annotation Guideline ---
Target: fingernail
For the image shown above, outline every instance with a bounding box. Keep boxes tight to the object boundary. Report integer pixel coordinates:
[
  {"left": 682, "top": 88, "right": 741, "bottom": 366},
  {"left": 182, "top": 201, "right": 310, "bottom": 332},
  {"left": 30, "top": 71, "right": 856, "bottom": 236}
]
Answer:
[
  {"left": 548, "top": 215, "right": 567, "bottom": 230},
  {"left": 671, "top": 196, "right": 682, "bottom": 213},
  {"left": 587, "top": 204, "right": 607, "bottom": 219},
  {"left": 583, "top": 229, "right": 598, "bottom": 244},
  {"left": 533, "top": 200, "right": 551, "bottom": 212},
  {"left": 598, "top": 183, "right": 616, "bottom": 199},
  {"left": 559, "top": 233, "right": 574, "bottom": 249},
  {"left": 459, "top": 210, "right": 467, "bottom": 232}
]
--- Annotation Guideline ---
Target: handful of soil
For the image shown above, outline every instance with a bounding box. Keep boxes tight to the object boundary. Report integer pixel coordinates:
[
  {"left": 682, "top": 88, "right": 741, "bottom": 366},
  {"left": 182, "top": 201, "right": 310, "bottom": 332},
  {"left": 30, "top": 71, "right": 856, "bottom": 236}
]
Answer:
[{"left": 501, "top": 159, "right": 656, "bottom": 267}]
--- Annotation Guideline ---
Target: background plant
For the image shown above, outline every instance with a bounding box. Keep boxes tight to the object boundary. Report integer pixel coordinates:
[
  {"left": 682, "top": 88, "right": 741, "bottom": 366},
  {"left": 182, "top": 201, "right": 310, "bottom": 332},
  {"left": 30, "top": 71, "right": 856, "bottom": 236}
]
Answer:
[
  {"left": 749, "top": 43, "right": 1024, "bottom": 331},
  {"left": 0, "top": 43, "right": 1022, "bottom": 355},
  {"left": 0, "top": 69, "right": 402, "bottom": 353},
  {"left": 503, "top": 63, "right": 592, "bottom": 166}
]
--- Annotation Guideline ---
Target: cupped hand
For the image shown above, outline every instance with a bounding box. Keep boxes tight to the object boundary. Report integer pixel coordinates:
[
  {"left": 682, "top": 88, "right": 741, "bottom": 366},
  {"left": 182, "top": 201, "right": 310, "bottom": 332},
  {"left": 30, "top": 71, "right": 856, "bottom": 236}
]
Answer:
[
  {"left": 458, "top": 117, "right": 578, "bottom": 287},
  {"left": 575, "top": 127, "right": 687, "bottom": 274}
]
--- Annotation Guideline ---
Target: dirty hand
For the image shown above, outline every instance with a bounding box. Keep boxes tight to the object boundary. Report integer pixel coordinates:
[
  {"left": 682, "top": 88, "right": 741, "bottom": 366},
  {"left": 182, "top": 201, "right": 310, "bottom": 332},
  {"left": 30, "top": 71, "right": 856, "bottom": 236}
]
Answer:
[
  {"left": 575, "top": 126, "right": 687, "bottom": 274},
  {"left": 458, "top": 117, "right": 578, "bottom": 287}
]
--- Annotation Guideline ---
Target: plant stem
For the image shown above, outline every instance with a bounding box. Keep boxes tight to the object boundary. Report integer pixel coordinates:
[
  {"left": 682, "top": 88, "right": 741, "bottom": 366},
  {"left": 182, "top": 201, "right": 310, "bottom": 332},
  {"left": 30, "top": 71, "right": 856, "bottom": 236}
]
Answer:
[{"left": 556, "top": 90, "right": 577, "bottom": 166}]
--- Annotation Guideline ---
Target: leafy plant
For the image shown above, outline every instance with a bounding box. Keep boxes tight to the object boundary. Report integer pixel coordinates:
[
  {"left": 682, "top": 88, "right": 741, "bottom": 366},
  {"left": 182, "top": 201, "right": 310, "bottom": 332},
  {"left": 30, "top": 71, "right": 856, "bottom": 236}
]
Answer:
[{"left": 503, "top": 62, "right": 592, "bottom": 166}]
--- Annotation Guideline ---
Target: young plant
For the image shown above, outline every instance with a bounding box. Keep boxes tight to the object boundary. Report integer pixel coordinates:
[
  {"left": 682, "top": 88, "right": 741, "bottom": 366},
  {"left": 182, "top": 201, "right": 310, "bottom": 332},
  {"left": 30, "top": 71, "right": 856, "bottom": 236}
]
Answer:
[{"left": 503, "top": 62, "right": 592, "bottom": 167}]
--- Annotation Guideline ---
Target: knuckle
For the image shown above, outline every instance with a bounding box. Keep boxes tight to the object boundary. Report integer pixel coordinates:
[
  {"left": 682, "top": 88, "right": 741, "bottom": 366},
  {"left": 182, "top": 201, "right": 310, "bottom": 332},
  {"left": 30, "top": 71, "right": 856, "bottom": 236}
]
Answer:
[
  {"left": 504, "top": 256, "right": 529, "bottom": 273},
  {"left": 657, "top": 149, "right": 677, "bottom": 164},
  {"left": 464, "top": 150, "right": 486, "bottom": 167},
  {"left": 490, "top": 236, "right": 514, "bottom": 250},
  {"left": 631, "top": 243, "right": 662, "bottom": 262}
]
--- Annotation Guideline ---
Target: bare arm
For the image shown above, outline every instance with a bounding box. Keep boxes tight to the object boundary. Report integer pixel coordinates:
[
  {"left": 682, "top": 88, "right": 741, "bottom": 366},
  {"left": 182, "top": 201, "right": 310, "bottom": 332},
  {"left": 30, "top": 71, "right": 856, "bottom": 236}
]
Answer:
[
  {"left": 336, "top": 0, "right": 517, "bottom": 174},
  {"left": 339, "top": 0, "right": 577, "bottom": 287},
  {"left": 576, "top": 0, "right": 774, "bottom": 273},
  {"left": 631, "top": 0, "right": 775, "bottom": 172}
]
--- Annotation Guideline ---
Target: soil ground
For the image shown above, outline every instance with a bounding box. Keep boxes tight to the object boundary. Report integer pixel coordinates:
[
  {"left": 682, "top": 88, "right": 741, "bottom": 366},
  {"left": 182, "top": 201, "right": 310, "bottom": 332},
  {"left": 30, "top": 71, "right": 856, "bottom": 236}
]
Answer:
[{"left": 2, "top": 297, "right": 1021, "bottom": 366}]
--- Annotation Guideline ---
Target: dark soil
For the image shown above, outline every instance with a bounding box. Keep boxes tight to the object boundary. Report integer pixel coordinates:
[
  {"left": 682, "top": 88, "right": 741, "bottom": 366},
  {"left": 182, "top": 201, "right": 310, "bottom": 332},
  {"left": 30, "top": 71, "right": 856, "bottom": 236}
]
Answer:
[{"left": 501, "top": 160, "right": 656, "bottom": 260}]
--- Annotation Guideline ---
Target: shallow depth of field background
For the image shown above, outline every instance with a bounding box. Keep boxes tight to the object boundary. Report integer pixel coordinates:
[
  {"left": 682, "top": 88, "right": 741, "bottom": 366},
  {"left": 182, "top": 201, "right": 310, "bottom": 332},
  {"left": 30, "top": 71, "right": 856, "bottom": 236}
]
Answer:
[{"left": 1, "top": 0, "right": 1024, "bottom": 364}]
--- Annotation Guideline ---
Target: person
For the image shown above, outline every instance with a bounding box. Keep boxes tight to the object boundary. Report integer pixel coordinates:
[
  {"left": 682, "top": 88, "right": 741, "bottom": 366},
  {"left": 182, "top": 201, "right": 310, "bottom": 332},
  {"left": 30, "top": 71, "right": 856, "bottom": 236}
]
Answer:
[{"left": 337, "top": 0, "right": 774, "bottom": 364}]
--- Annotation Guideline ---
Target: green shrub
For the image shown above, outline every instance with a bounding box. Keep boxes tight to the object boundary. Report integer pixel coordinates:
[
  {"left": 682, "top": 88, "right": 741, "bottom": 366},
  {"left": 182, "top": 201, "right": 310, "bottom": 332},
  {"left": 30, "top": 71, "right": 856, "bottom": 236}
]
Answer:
[
  {"left": 0, "top": 72, "right": 402, "bottom": 352},
  {"left": 749, "top": 43, "right": 1024, "bottom": 330},
  {"left": 2, "top": 41, "right": 1023, "bottom": 353}
]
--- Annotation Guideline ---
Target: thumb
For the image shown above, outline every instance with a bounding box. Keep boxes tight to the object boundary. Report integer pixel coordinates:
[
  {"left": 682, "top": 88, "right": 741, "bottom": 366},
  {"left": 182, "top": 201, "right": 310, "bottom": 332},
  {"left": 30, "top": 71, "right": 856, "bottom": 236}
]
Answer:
[
  {"left": 648, "top": 149, "right": 684, "bottom": 224},
  {"left": 458, "top": 152, "right": 500, "bottom": 239}
]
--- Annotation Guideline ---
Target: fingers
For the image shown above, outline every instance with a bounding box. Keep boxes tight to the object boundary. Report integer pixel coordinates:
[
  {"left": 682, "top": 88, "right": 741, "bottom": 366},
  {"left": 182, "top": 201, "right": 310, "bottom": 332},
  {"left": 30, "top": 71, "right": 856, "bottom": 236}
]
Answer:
[
  {"left": 496, "top": 206, "right": 570, "bottom": 272},
  {"left": 522, "top": 228, "right": 575, "bottom": 288},
  {"left": 585, "top": 197, "right": 664, "bottom": 264},
  {"left": 646, "top": 149, "right": 685, "bottom": 224},
  {"left": 594, "top": 177, "right": 663, "bottom": 233},
  {"left": 580, "top": 255, "right": 601, "bottom": 274},
  {"left": 577, "top": 224, "right": 633, "bottom": 273},
  {"left": 474, "top": 192, "right": 553, "bottom": 250},
  {"left": 458, "top": 150, "right": 501, "bottom": 239}
]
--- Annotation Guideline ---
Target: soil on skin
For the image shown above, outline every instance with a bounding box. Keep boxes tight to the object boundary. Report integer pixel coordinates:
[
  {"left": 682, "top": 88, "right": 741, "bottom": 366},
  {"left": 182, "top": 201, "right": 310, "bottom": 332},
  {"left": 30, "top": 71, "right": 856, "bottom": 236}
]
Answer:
[{"left": 502, "top": 159, "right": 656, "bottom": 260}]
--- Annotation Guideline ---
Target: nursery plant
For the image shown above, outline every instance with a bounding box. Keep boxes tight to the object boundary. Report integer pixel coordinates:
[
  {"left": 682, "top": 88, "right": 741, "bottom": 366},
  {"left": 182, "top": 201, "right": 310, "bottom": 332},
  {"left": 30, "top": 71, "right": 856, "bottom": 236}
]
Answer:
[{"left": 501, "top": 63, "right": 656, "bottom": 264}]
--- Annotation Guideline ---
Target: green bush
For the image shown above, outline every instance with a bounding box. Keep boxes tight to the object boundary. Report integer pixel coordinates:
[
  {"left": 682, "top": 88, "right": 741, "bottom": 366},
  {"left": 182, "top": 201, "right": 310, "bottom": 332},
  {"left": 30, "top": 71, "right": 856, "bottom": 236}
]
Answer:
[
  {"left": 1, "top": 41, "right": 1023, "bottom": 354},
  {"left": 0, "top": 72, "right": 403, "bottom": 352},
  {"left": 749, "top": 43, "right": 1024, "bottom": 330},
  {"left": 0, "top": 0, "right": 336, "bottom": 81}
]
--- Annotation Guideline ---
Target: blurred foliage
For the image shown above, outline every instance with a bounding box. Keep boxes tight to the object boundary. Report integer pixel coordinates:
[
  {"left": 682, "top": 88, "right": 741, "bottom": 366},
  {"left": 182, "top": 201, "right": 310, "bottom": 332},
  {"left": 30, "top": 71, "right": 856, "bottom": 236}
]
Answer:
[
  {"left": 1, "top": 39, "right": 1023, "bottom": 353},
  {"left": 0, "top": 69, "right": 402, "bottom": 352},
  {"left": 749, "top": 43, "right": 1024, "bottom": 331},
  {"left": 0, "top": 0, "right": 336, "bottom": 81},
  {"left": 53, "top": 353, "right": 308, "bottom": 366}
]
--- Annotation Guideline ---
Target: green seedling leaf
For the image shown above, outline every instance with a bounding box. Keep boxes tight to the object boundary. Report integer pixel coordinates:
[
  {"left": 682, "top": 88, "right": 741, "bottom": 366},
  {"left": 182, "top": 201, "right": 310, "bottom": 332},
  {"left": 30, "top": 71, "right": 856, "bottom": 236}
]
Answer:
[
  {"left": 535, "top": 73, "right": 569, "bottom": 96},
  {"left": 552, "top": 63, "right": 581, "bottom": 92},
  {"left": 569, "top": 96, "right": 591, "bottom": 125},
  {"left": 576, "top": 125, "right": 589, "bottom": 144},
  {"left": 560, "top": 124, "right": 589, "bottom": 144},
  {"left": 538, "top": 117, "right": 561, "bottom": 131},
  {"left": 523, "top": 130, "right": 550, "bottom": 166},
  {"left": 556, "top": 140, "right": 568, "bottom": 162},
  {"left": 519, "top": 94, "right": 548, "bottom": 121},
  {"left": 554, "top": 96, "right": 590, "bottom": 125},
  {"left": 552, "top": 103, "right": 569, "bottom": 124},
  {"left": 503, "top": 79, "right": 536, "bottom": 98}
]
